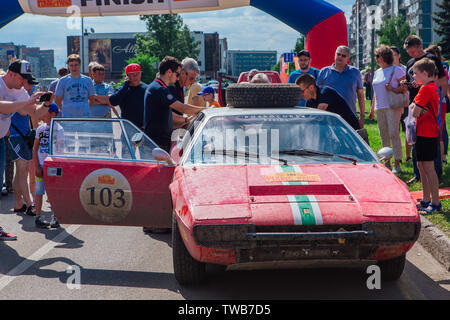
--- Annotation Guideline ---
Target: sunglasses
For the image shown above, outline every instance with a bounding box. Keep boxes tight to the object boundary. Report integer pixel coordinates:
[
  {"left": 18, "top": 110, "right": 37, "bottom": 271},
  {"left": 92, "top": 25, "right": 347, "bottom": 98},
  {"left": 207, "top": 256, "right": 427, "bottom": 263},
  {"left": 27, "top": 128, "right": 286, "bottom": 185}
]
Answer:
[
  {"left": 375, "top": 54, "right": 380, "bottom": 58},
  {"left": 336, "top": 53, "right": 347, "bottom": 58}
]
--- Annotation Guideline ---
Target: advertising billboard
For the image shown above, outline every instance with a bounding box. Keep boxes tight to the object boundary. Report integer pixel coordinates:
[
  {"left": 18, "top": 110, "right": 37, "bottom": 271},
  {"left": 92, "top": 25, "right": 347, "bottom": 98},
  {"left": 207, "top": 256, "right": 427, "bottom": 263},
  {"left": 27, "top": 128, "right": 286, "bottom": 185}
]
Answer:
[
  {"left": 67, "top": 36, "right": 80, "bottom": 56},
  {"left": 89, "top": 39, "right": 111, "bottom": 71},
  {"left": 111, "top": 38, "right": 136, "bottom": 73}
]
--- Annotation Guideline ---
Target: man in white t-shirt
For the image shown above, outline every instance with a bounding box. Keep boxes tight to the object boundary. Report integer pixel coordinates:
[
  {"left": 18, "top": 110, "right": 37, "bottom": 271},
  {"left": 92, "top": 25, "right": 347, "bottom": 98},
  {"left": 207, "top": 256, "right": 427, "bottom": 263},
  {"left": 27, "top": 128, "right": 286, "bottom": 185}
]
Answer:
[{"left": 0, "top": 60, "right": 42, "bottom": 240}]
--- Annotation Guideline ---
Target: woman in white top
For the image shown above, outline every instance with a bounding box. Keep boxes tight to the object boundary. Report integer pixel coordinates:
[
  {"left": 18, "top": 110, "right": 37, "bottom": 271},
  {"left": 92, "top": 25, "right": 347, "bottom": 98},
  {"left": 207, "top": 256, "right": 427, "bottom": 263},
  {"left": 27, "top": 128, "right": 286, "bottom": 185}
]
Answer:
[{"left": 369, "top": 45, "right": 407, "bottom": 173}]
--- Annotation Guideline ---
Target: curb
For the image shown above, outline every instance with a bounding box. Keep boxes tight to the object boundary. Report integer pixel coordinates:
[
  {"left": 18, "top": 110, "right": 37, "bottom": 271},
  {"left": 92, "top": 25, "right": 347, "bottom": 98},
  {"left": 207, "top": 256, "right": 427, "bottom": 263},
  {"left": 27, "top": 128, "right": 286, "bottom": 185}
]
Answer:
[{"left": 418, "top": 215, "right": 450, "bottom": 271}]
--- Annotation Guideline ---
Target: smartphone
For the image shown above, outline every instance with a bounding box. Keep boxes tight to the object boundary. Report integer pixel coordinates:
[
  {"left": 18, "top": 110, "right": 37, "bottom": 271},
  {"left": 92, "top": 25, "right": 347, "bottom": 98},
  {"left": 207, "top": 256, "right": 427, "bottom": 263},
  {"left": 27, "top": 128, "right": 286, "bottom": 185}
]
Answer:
[{"left": 39, "top": 92, "right": 52, "bottom": 102}]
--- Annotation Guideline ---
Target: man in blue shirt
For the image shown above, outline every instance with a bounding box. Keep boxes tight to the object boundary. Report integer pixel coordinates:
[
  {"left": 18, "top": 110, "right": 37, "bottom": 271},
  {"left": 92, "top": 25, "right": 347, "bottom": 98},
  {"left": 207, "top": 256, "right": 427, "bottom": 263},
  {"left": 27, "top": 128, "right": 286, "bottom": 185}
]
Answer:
[
  {"left": 317, "top": 46, "right": 365, "bottom": 128},
  {"left": 55, "top": 54, "right": 96, "bottom": 117},
  {"left": 90, "top": 64, "right": 118, "bottom": 118},
  {"left": 288, "top": 50, "right": 321, "bottom": 107}
]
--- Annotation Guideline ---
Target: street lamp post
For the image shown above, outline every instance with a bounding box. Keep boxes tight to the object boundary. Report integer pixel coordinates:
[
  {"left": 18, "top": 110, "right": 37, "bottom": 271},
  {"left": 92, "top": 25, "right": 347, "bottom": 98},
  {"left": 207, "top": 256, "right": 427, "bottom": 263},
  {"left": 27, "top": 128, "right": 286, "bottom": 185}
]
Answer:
[
  {"left": 365, "top": 0, "right": 382, "bottom": 103},
  {"left": 81, "top": 16, "right": 84, "bottom": 74}
]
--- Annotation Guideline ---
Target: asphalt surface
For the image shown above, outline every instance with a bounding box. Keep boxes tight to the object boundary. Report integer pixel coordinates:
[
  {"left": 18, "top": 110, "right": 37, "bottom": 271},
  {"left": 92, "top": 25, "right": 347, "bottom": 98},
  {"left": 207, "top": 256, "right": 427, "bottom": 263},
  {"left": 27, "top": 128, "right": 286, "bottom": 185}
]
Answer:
[{"left": 0, "top": 193, "right": 449, "bottom": 300}]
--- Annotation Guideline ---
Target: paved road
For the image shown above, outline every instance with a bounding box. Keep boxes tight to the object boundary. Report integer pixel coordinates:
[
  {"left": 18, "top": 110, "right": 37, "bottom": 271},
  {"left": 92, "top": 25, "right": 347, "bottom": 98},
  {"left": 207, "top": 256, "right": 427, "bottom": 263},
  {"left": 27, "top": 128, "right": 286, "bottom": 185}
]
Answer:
[{"left": 0, "top": 194, "right": 449, "bottom": 300}]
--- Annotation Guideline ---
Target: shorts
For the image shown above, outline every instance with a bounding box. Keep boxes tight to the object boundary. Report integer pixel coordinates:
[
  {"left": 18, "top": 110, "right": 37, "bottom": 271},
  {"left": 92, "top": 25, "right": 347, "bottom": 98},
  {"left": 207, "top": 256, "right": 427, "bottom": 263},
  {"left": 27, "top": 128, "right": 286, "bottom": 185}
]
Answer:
[
  {"left": 416, "top": 136, "right": 439, "bottom": 162},
  {"left": 8, "top": 136, "right": 32, "bottom": 162},
  {"left": 35, "top": 176, "right": 45, "bottom": 196}
]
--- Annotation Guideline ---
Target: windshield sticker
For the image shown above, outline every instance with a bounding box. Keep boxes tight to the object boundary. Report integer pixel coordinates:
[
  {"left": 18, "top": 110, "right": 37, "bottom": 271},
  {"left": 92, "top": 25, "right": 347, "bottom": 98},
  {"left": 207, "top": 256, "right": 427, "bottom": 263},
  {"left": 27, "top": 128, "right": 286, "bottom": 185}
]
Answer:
[
  {"left": 264, "top": 172, "right": 321, "bottom": 183},
  {"left": 79, "top": 168, "right": 133, "bottom": 224},
  {"left": 236, "top": 114, "right": 306, "bottom": 122}
]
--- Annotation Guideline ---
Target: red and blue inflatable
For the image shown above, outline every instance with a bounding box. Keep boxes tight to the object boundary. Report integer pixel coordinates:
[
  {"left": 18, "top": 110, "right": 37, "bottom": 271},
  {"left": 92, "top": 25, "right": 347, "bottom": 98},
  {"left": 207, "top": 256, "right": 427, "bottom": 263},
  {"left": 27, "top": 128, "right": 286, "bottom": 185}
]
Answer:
[{"left": 1, "top": 0, "right": 347, "bottom": 69}]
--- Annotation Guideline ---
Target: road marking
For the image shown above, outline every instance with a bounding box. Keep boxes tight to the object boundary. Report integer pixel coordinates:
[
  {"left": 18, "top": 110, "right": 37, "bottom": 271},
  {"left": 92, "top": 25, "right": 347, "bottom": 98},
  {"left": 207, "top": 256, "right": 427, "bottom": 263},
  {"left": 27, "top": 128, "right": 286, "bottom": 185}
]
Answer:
[{"left": 0, "top": 224, "right": 81, "bottom": 291}]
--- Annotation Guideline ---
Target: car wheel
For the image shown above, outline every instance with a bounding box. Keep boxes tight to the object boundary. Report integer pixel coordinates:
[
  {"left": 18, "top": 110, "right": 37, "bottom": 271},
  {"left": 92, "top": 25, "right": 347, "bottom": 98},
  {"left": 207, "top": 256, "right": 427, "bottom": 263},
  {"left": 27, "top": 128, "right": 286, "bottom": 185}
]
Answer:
[
  {"left": 377, "top": 254, "right": 406, "bottom": 281},
  {"left": 226, "top": 83, "right": 301, "bottom": 108},
  {"left": 172, "top": 215, "right": 206, "bottom": 285}
]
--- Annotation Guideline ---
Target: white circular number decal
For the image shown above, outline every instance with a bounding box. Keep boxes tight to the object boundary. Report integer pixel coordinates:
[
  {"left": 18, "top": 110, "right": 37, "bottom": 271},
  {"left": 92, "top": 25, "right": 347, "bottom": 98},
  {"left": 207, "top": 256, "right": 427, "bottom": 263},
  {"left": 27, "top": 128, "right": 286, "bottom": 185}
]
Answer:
[{"left": 80, "top": 169, "right": 133, "bottom": 223}]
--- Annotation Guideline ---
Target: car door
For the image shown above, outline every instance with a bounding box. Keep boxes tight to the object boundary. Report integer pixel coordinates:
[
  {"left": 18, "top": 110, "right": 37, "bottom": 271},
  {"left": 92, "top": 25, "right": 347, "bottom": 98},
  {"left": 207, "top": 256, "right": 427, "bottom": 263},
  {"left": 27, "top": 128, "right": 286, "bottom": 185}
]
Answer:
[{"left": 44, "top": 118, "right": 174, "bottom": 227}]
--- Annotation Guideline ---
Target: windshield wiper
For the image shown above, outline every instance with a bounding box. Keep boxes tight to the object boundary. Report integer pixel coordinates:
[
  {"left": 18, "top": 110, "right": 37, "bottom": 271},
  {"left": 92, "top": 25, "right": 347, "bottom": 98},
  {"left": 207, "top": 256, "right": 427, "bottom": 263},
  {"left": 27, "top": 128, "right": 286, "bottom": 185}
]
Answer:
[
  {"left": 280, "top": 148, "right": 357, "bottom": 165},
  {"left": 211, "top": 149, "right": 288, "bottom": 165}
]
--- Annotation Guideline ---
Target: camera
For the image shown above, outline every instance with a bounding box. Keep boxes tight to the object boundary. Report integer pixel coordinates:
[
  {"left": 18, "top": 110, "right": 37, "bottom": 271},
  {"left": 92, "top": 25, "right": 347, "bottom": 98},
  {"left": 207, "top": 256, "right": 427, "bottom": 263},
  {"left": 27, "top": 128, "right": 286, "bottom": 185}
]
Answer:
[{"left": 39, "top": 92, "right": 52, "bottom": 102}]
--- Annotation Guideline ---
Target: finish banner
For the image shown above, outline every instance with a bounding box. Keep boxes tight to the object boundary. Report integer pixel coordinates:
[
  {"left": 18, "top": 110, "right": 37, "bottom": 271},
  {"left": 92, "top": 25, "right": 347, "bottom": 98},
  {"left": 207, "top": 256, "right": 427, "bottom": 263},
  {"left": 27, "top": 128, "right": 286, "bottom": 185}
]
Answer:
[{"left": 21, "top": 0, "right": 248, "bottom": 16}]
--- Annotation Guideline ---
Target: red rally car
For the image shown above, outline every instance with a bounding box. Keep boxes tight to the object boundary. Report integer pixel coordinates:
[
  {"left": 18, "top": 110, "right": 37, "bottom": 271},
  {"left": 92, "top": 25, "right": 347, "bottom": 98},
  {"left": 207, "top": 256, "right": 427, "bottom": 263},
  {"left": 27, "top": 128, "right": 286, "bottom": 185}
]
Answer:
[{"left": 44, "top": 84, "right": 420, "bottom": 285}]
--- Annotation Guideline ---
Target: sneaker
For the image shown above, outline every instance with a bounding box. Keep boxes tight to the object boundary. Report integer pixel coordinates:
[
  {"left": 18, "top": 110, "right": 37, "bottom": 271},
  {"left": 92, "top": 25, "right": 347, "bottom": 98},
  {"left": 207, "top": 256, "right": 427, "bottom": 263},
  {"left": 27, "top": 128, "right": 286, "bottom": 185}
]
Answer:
[
  {"left": 13, "top": 204, "right": 27, "bottom": 213},
  {"left": 1, "top": 187, "right": 8, "bottom": 196},
  {"left": 35, "top": 216, "right": 50, "bottom": 229},
  {"left": 25, "top": 205, "right": 36, "bottom": 217},
  {"left": 0, "top": 227, "right": 17, "bottom": 241},
  {"left": 392, "top": 164, "right": 402, "bottom": 174},
  {"left": 50, "top": 216, "right": 60, "bottom": 229},
  {"left": 417, "top": 200, "right": 431, "bottom": 210},
  {"left": 420, "top": 202, "right": 443, "bottom": 215}
]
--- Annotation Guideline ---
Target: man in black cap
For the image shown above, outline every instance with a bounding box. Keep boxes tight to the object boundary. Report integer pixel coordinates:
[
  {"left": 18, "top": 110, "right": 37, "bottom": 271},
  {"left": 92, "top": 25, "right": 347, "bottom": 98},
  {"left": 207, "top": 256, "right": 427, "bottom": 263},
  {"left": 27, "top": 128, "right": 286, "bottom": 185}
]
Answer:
[{"left": 288, "top": 50, "right": 321, "bottom": 106}]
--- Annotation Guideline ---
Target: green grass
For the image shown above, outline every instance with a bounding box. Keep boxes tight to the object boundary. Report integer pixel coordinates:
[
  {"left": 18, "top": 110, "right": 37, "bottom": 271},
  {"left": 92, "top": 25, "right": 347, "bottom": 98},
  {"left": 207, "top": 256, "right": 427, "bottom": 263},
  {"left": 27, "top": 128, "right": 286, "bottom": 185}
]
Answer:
[{"left": 364, "top": 100, "right": 450, "bottom": 237}]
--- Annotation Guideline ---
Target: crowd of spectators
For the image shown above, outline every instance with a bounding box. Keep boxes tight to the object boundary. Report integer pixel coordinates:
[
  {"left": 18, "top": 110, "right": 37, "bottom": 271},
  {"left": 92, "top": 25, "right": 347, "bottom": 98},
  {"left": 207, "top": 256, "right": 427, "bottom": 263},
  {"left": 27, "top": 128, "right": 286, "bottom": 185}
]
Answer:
[{"left": 1, "top": 34, "right": 449, "bottom": 240}]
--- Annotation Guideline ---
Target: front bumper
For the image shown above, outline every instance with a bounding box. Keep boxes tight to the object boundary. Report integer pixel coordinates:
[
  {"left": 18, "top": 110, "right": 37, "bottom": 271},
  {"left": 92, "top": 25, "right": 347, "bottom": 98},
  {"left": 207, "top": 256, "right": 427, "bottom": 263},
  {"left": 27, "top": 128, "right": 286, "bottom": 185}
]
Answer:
[{"left": 193, "top": 222, "right": 420, "bottom": 263}]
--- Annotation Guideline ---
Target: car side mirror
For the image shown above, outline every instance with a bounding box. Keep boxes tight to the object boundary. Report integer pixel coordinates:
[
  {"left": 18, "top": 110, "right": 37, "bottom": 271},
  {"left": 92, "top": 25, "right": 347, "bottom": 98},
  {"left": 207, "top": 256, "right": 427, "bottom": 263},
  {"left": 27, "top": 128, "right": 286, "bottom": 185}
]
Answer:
[
  {"left": 377, "top": 147, "right": 394, "bottom": 162},
  {"left": 131, "top": 132, "right": 144, "bottom": 147},
  {"left": 152, "top": 148, "right": 176, "bottom": 167}
]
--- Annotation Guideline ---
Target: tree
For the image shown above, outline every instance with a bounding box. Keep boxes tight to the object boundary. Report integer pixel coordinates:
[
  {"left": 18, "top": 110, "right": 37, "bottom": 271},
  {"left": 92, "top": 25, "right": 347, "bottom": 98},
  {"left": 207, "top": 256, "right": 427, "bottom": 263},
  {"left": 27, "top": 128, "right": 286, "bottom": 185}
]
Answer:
[
  {"left": 376, "top": 16, "right": 414, "bottom": 65},
  {"left": 433, "top": 0, "right": 450, "bottom": 59},
  {"left": 136, "top": 14, "right": 200, "bottom": 61},
  {"left": 294, "top": 36, "right": 305, "bottom": 53}
]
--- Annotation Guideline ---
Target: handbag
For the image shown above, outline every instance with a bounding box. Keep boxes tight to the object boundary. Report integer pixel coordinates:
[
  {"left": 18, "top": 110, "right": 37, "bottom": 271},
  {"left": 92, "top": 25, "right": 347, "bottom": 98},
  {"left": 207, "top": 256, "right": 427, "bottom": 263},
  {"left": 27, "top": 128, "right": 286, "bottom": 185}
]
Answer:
[
  {"left": 386, "top": 66, "right": 409, "bottom": 109},
  {"left": 403, "top": 103, "right": 417, "bottom": 145},
  {"left": 10, "top": 122, "right": 36, "bottom": 150}
]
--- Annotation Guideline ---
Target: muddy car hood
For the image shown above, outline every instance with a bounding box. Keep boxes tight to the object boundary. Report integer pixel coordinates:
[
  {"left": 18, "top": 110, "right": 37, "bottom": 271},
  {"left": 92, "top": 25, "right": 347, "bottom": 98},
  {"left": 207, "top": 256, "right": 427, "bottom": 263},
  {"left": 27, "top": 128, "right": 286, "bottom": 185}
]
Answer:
[{"left": 179, "top": 164, "right": 417, "bottom": 221}]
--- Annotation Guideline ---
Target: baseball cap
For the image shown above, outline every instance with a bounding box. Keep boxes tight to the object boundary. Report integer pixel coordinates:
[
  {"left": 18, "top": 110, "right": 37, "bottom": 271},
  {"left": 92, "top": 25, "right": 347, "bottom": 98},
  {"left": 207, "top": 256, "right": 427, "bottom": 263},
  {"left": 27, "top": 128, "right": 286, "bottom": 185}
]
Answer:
[
  {"left": 8, "top": 60, "right": 33, "bottom": 81},
  {"left": 48, "top": 103, "right": 59, "bottom": 114},
  {"left": 297, "top": 50, "right": 311, "bottom": 58},
  {"left": 125, "top": 63, "right": 141, "bottom": 74},
  {"left": 28, "top": 76, "right": 39, "bottom": 85},
  {"left": 197, "top": 86, "right": 215, "bottom": 95}
]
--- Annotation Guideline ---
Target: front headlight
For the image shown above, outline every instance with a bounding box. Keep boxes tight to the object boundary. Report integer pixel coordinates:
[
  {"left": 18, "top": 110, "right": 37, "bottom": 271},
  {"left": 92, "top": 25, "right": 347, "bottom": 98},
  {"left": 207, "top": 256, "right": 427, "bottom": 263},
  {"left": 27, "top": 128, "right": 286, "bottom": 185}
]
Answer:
[
  {"left": 362, "top": 222, "right": 420, "bottom": 242},
  {"left": 193, "top": 224, "right": 252, "bottom": 247}
]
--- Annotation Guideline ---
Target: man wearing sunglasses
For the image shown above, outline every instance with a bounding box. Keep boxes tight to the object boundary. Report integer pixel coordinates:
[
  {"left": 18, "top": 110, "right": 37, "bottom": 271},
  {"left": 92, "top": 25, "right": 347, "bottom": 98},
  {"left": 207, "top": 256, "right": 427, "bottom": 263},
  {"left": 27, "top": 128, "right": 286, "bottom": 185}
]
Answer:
[
  {"left": 317, "top": 46, "right": 366, "bottom": 128},
  {"left": 169, "top": 57, "right": 201, "bottom": 129}
]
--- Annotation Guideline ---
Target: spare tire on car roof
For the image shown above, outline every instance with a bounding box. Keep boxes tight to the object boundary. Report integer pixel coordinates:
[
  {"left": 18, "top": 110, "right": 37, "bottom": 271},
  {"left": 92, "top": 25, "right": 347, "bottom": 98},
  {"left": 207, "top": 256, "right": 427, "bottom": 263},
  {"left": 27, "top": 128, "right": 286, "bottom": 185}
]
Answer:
[{"left": 225, "top": 83, "right": 302, "bottom": 108}]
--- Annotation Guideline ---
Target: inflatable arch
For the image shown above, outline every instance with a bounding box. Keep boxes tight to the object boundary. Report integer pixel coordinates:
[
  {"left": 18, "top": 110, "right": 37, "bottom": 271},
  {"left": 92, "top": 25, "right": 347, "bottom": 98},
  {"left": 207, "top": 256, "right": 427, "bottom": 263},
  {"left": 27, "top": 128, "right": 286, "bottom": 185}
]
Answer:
[{"left": 1, "top": 0, "right": 347, "bottom": 69}]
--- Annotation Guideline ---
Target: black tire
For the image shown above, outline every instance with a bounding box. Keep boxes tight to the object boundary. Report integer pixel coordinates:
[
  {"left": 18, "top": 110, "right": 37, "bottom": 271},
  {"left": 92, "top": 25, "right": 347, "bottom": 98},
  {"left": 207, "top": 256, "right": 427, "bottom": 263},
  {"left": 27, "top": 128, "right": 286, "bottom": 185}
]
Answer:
[
  {"left": 378, "top": 254, "right": 406, "bottom": 281},
  {"left": 226, "top": 83, "right": 302, "bottom": 108},
  {"left": 172, "top": 215, "right": 206, "bottom": 285}
]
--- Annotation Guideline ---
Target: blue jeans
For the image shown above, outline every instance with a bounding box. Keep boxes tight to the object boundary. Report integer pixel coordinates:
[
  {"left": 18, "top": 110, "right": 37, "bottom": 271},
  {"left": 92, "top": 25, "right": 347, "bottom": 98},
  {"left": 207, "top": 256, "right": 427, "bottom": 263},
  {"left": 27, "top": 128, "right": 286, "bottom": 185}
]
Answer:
[
  {"left": 0, "top": 138, "right": 5, "bottom": 187},
  {"left": 412, "top": 141, "right": 442, "bottom": 181}
]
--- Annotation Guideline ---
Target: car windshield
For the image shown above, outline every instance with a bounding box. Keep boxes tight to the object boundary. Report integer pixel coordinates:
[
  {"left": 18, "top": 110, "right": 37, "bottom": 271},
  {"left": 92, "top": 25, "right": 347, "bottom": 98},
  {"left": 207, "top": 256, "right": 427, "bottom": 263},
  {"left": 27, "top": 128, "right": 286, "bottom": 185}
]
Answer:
[{"left": 186, "top": 113, "right": 377, "bottom": 165}]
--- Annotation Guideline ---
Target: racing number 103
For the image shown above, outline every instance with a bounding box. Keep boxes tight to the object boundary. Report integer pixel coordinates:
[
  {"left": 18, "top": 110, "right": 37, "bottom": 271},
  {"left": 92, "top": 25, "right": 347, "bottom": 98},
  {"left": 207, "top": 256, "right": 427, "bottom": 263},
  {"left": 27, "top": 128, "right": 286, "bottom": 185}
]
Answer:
[{"left": 86, "top": 187, "right": 126, "bottom": 208}]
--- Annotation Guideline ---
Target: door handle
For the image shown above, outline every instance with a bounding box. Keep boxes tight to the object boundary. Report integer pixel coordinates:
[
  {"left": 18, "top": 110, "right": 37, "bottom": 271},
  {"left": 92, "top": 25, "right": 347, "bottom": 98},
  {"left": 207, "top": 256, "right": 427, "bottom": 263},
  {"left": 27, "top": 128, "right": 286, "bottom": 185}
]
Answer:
[{"left": 47, "top": 167, "right": 63, "bottom": 177}]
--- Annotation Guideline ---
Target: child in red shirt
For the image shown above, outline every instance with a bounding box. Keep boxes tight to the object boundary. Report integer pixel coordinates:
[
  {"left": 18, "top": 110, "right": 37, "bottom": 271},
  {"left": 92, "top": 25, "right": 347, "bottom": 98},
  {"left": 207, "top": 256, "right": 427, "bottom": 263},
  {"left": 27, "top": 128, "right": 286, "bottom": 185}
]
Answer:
[{"left": 411, "top": 58, "right": 441, "bottom": 214}]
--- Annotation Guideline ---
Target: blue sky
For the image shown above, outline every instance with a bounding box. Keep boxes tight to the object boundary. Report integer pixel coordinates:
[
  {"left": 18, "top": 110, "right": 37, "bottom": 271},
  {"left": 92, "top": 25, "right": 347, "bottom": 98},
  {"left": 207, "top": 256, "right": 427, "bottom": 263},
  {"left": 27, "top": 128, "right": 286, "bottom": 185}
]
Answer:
[{"left": 0, "top": 0, "right": 354, "bottom": 70}]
